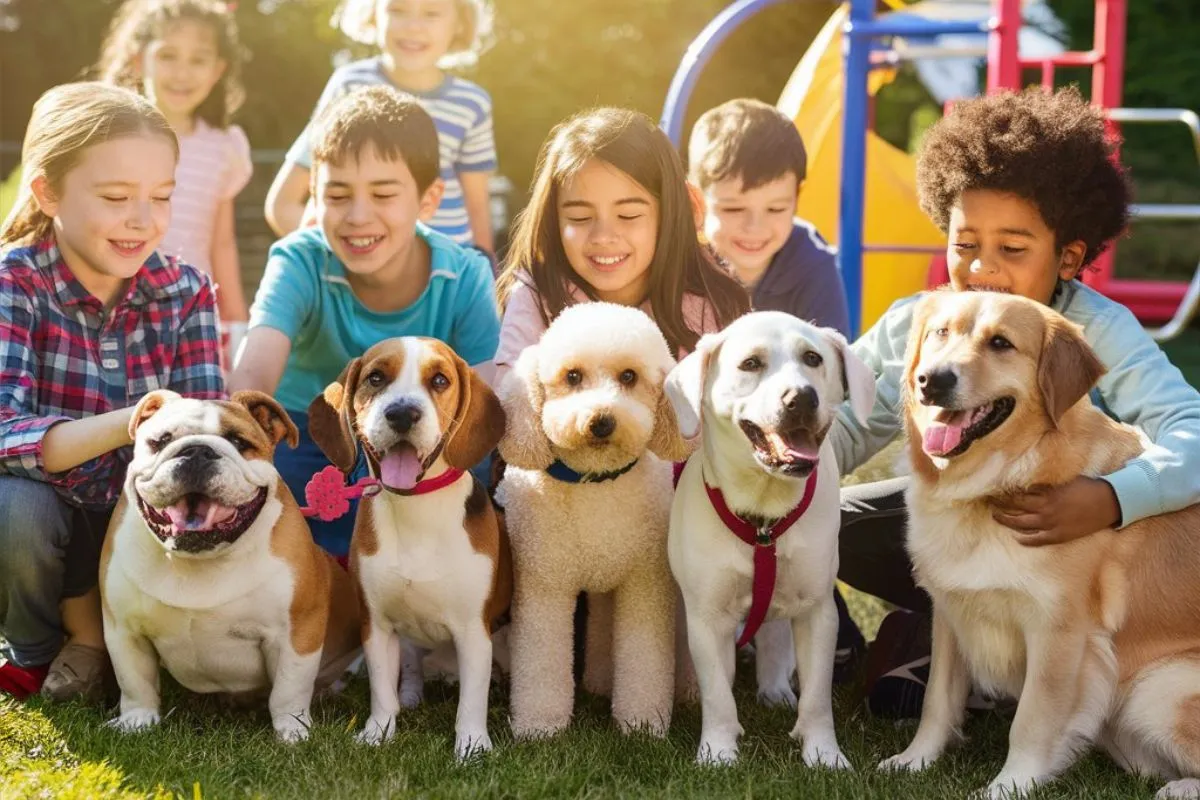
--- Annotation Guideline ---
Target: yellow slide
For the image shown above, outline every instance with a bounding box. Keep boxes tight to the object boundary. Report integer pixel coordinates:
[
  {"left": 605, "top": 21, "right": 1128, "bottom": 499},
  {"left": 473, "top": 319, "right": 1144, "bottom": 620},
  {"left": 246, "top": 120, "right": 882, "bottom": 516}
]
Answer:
[{"left": 777, "top": 4, "right": 945, "bottom": 331}]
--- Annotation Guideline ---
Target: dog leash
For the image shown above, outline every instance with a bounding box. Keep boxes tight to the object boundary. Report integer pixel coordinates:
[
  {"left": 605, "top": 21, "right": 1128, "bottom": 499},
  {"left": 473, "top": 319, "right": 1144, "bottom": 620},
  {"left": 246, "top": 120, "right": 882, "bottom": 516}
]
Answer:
[
  {"left": 298, "top": 465, "right": 466, "bottom": 522},
  {"left": 703, "top": 470, "right": 818, "bottom": 648}
]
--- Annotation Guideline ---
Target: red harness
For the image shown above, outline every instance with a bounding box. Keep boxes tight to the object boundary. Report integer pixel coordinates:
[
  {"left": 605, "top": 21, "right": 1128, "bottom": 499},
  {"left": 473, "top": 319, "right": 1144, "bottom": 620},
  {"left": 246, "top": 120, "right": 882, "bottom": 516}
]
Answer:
[{"left": 703, "top": 469, "right": 818, "bottom": 648}]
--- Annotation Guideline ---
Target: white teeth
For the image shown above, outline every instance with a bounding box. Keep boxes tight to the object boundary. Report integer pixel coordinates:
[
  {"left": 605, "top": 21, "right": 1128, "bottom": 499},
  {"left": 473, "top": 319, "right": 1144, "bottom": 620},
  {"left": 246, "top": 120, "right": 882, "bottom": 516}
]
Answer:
[
  {"left": 591, "top": 254, "right": 626, "bottom": 265},
  {"left": 113, "top": 241, "right": 141, "bottom": 249},
  {"left": 347, "top": 237, "right": 381, "bottom": 248}
]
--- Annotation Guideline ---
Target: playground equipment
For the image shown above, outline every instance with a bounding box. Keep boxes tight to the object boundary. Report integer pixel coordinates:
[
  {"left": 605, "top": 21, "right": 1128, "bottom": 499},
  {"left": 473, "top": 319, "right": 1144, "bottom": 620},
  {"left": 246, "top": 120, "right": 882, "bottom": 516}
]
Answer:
[{"left": 661, "top": 0, "right": 1200, "bottom": 340}]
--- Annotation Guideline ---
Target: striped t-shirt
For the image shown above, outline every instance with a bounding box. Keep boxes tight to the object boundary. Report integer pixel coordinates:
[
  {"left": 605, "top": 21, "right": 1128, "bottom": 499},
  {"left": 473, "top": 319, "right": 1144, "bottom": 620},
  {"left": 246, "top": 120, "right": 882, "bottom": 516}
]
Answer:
[{"left": 286, "top": 58, "right": 497, "bottom": 245}]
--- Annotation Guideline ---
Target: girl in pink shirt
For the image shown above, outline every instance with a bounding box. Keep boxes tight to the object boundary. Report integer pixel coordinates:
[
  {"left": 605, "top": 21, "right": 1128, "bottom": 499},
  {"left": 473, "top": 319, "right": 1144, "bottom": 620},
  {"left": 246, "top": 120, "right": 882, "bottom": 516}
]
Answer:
[
  {"left": 494, "top": 107, "right": 749, "bottom": 386},
  {"left": 98, "top": 0, "right": 252, "bottom": 364}
]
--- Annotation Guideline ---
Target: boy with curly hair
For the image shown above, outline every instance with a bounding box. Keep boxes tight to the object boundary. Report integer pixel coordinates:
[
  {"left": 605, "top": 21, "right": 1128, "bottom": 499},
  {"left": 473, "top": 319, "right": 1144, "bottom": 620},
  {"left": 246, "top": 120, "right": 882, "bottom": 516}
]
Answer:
[{"left": 832, "top": 86, "right": 1200, "bottom": 717}]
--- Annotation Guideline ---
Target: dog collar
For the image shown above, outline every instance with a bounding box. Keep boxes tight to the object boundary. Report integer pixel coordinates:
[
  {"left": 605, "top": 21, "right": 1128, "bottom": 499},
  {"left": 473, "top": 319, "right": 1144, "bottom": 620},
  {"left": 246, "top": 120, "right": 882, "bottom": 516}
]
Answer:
[
  {"left": 704, "top": 468, "right": 818, "bottom": 648},
  {"left": 545, "top": 458, "right": 638, "bottom": 484},
  {"left": 299, "top": 464, "right": 465, "bottom": 521}
]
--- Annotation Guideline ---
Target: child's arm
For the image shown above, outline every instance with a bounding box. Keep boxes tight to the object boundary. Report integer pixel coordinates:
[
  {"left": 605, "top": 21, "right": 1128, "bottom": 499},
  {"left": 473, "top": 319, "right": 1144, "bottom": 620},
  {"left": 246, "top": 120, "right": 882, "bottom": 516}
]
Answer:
[
  {"left": 227, "top": 327, "right": 292, "bottom": 395},
  {"left": 491, "top": 278, "right": 547, "bottom": 389},
  {"left": 264, "top": 163, "right": 311, "bottom": 238},
  {"left": 210, "top": 199, "right": 249, "bottom": 321},
  {"left": 828, "top": 297, "right": 916, "bottom": 476},
  {"left": 167, "top": 274, "right": 226, "bottom": 399},
  {"left": 459, "top": 171, "right": 494, "bottom": 254}
]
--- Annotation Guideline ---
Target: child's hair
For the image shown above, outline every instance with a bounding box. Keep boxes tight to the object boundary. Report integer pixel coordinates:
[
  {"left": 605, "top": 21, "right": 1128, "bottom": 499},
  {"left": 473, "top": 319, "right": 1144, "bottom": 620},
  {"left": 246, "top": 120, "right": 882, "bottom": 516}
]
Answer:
[
  {"left": 917, "top": 86, "right": 1131, "bottom": 268},
  {"left": 688, "top": 98, "right": 807, "bottom": 192},
  {"left": 97, "top": 0, "right": 245, "bottom": 129},
  {"left": 0, "top": 82, "right": 179, "bottom": 249},
  {"left": 498, "top": 107, "right": 750, "bottom": 355},
  {"left": 332, "top": 0, "right": 494, "bottom": 69},
  {"left": 309, "top": 85, "right": 441, "bottom": 194}
]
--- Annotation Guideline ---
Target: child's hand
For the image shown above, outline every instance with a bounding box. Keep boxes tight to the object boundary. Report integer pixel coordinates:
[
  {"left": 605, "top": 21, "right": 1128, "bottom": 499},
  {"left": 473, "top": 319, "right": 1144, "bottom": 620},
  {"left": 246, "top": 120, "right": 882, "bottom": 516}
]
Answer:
[{"left": 991, "top": 477, "right": 1121, "bottom": 546}]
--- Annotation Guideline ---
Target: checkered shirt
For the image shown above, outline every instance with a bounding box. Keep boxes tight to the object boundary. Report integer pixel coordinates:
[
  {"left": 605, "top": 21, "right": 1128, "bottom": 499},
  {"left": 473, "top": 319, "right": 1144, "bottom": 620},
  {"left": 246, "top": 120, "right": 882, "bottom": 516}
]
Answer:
[{"left": 0, "top": 239, "right": 225, "bottom": 509}]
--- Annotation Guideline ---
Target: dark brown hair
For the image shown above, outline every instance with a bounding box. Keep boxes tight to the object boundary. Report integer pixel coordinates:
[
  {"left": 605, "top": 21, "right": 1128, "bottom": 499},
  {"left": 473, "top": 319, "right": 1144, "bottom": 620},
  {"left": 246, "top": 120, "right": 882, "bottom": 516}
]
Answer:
[
  {"left": 688, "top": 98, "right": 807, "bottom": 192},
  {"left": 497, "top": 107, "right": 749, "bottom": 354},
  {"left": 97, "top": 0, "right": 245, "bottom": 130},
  {"left": 917, "top": 86, "right": 1131, "bottom": 268},
  {"left": 310, "top": 85, "right": 441, "bottom": 195}
]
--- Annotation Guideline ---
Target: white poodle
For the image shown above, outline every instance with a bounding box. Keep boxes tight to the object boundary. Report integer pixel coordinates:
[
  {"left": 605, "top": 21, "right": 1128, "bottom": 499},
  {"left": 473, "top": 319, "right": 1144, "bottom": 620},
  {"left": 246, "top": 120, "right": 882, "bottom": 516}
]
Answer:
[{"left": 497, "top": 302, "right": 694, "bottom": 739}]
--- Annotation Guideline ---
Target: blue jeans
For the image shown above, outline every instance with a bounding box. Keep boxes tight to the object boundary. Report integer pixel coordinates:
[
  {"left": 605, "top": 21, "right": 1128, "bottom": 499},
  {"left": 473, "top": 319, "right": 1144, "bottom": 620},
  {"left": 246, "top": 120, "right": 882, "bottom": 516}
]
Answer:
[
  {"left": 0, "top": 476, "right": 112, "bottom": 667},
  {"left": 277, "top": 410, "right": 494, "bottom": 559}
]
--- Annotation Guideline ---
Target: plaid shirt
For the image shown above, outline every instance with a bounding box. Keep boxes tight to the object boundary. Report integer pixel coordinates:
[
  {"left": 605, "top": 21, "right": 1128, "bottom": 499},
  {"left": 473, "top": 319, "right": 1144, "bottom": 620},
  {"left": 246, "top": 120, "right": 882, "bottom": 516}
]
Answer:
[{"left": 0, "top": 239, "right": 225, "bottom": 510}]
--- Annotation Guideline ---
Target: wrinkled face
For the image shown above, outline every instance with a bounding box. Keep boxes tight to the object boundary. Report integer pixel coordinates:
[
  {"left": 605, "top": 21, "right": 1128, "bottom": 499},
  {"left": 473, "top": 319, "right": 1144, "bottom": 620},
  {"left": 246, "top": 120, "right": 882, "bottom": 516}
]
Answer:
[
  {"left": 141, "top": 19, "right": 227, "bottom": 123},
  {"left": 557, "top": 159, "right": 660, "bottom": 307},
  {"left": 702, "top": 173, "right": 798, "bottom": 285},
  {"left": 130, "top": 398, "right": 281, "bottom": 556},
  {"left": 348, "top": 338, "right": 467, "bottom": 491},
  {"left": 707, "top": 313, "right": 844, "bottom": 478},
  {"left": 906, "top": 292, "right": 1053, "bottom": 465},
  {"left": 316, "top": 143, "right": 440, "bottom": 279},
  {"left": 537, "top": 315, "right": 670, "bottom": 474},
  {"left": 375, "top": 0, "right": 459, "bottom": 73}
]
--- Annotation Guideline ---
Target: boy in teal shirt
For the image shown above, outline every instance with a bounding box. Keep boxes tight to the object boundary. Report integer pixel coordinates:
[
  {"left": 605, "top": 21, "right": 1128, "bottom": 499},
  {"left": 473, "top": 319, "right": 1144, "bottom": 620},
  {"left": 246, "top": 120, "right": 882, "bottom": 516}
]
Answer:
[{"left": 231, "top": 85, "right": 499, "bottom": 556}]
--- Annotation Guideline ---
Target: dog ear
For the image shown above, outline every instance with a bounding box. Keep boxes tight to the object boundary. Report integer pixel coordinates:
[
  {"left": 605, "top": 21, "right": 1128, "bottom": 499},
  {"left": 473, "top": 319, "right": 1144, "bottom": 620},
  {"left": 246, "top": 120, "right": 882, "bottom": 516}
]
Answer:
[
  {"left": 497, "top": 345, "right": 554, "bottom": 470},
  {"left": 233, "top": 391, "right": 300, "bottom": 449},
  {"left": 1038, "top": 313, "right": 1105, "bottom": 427},
  {"left": 129, "top": 390, "right": 182, "bottom": 439},
  {"left": 663, "top": 331, "right": 725, "bottom": 441},
  {"left": 307, "top": 358, "right": 362, "bottom": 472},
  {"left": 902, "top": 293, "right": 939, "bottom": 409},
  {"left": 647, "top": 380, "right": 698, "bottom": 463},
  {"left": 443, "top": 352, "right": 506, "bottom": 470},
  {"left": 824, "top": 329, "right": 876, "bottom": 426}
]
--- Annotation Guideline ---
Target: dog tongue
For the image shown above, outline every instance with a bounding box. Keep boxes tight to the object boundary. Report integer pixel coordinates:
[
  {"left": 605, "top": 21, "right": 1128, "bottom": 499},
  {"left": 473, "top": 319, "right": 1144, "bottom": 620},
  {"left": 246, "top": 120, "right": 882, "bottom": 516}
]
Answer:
[
  {"left": 164, "top": 496, "right": 236, "bottom": 531},
  {"left": 380, "top": 444, "right": 423, "bottom": 490},
  {"left": 923, "top": 410, "right": 969, "bottom": 456}
]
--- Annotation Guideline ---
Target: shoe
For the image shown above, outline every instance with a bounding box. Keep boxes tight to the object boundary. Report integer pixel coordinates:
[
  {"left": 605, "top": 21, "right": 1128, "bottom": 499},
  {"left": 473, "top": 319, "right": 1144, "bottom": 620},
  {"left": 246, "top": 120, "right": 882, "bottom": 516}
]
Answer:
[
  {"left": 40, "top": 643, "right": 114, "bottom": 702},
  {"left": 0, "top": 660, "right": 50, "bottom": 700}
]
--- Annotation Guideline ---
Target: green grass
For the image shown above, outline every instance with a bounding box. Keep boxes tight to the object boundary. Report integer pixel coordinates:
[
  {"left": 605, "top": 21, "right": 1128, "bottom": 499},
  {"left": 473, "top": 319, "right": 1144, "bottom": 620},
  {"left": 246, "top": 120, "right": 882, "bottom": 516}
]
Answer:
[{"left": 0, "top": 661, "right": 1164, "bottom": 800}]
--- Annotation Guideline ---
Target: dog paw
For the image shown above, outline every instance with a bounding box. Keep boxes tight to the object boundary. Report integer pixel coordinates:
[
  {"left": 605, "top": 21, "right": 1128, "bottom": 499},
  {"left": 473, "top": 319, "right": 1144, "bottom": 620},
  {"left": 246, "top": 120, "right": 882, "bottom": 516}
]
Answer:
[
  {"left": 803, "top": 742, "right": 852, "bottom": 770},
  {"left": 356, "top": 717, "right": 395, "bottom": 746},
  {"left": 455, "top": 730, "right": 492, "bottom": 761},
  {"left": 696, "top": 738, "right": 739, "bottom": 766},
  {"left": 398, "top": 680, "right": 424, "bottom": 709},
  {"left": 1157, "top": 779, "right": 1200, "bottom": 799},
  {"left": 107, "top": 708, "right": 161, "bottom": 733},
  {"left": 879, "top": 749, "right": 938, "bottom": 773},
  {"left": 273, "top": 713, "right": 311, "bottom": 743},
  {"left": 756, "top": 684, "right": 798, "bottom": 709},
  {"left": 985, "top": 774, "right": 1037, "bottom": 799}
]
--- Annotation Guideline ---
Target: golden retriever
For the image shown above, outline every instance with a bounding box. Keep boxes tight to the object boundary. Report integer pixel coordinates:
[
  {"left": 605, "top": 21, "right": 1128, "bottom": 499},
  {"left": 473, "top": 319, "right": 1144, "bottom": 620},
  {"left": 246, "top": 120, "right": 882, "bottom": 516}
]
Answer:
[{"left": 880, "top": 291, "right": 1200, "bottom": 799}]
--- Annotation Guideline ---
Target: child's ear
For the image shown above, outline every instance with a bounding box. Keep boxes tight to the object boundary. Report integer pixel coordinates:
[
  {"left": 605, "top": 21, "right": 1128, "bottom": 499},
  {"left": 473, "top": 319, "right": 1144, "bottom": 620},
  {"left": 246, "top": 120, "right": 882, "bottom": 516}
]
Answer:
[
  {"left": 29, "top": 175, "right": 57, "bottom": 217},
  {"left": 685, "top": 181, "right": 707, "bottom": 230},
  {"left": 418, "top": 178, "right": 446, "bottom": 223},
  {"left": 1058, "top": 240, "right": 1087, "bottom": 281}
]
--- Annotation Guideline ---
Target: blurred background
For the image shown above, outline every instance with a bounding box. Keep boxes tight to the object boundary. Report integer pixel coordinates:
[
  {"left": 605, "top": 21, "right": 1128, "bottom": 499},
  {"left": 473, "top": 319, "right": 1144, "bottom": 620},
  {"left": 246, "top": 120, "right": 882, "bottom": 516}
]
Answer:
[{"left": 1, "top": 0, "right": 1197, "bottom": 299}]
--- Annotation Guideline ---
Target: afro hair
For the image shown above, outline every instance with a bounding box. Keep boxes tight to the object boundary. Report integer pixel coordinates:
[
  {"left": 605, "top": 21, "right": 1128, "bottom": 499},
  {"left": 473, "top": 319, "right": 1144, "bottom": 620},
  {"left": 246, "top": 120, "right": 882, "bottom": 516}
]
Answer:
[{"left": 916, "top": 86, "right": 1131, "bottom": 267}]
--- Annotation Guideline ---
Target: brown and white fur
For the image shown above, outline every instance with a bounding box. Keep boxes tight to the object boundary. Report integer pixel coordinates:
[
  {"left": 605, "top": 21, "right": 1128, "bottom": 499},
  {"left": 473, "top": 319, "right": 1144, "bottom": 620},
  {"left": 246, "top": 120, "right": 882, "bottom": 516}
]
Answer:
[
  {"left": 665, "top": 311, "right": 876, "bottom": 766},
  {"left": 309, "top": 337, "right": 509, "bottom": 759},
  {"left": 496, "top": 302, "right": 694, "bottom": 739},
  {"left": 881, "top": 291, "right": 1200, "bottom": 799},
  {"left": 101, "top": 391, "right": 361, "bottom": 742}
]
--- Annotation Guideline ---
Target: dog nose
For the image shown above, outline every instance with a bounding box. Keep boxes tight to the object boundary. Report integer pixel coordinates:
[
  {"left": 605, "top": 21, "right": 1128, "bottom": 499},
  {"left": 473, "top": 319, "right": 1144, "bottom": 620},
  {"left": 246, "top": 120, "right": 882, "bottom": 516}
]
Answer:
[
  {"left": 385, "top": 402, "right": 422, "bottom": 433},
  {"left": 781, "top": 385, "right": 818, "bottom": 415},
  {"left": 917, "top": 367, "right": 957, "bottom": 403},
  {"left": 589, "top": 415, "right": 616, "bottom": 439},
  {"left": 177, "top": 443, "right": 219, "bottom": 462}
]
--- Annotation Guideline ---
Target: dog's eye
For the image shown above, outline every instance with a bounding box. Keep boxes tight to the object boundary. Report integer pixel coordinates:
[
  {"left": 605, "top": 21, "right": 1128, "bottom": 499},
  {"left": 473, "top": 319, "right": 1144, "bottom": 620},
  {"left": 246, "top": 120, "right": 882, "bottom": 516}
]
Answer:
[
  {"left": 802, "top": 351, "right": 823, "bottom": 368},
  {"left": 738, "top": 356, "right": 763, "bottom": 372},
  {"left": 989, "top": 335, "right": 1014, "bottom": 351},
  {"left": 366, "top": 370, "right": 386, "bottom": 388},
  {"left": 565, "top": 369, "right": 583, "bottom": 386},
  {"left": 147, "top": 432, "right": 172, "bottom": 453},
  {"left": 226, "top": 433, "right": 252, "bottom": 452},
  {"left": 934, "top": 327, "right": 950, "bottom": 338},
  {"left": 618, "top": 369, "right": 638, "bottom": 387},
  {"left": 429, "top": 372, "right": 450, "bottom": 391}
]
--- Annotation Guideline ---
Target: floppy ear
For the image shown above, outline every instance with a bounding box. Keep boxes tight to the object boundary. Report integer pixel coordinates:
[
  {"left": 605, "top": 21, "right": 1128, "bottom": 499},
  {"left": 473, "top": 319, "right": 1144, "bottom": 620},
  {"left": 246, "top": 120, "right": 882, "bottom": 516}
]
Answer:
[
  {"left": 232, "top": 391, "right": 300, "bottom": 449},
  {"left": 647, "top": 378, "right": 698, "bottom": 462},
  {"left": 129, "top": 390, "right": 182, "bottom": 439},
  {"left": 663, "top": 331, "right": 725, "bottom": 441},
  {"left": 1037, "top": 313, "right": 1105, "bottom": 427},
  {"left": 902, "top": 293, "right": 939, "bottom": 408},
  {"left": 443, "top": 352, "right": 506, "bottom": 470},
  {"left": 825, "top": 329, "right": 876, "bottom": 426},
  {"left": 496, "top": 346, "right": 554, "bottom": 470},
  {"left": 307, "top": 358, "right": 363, "bottom": 472}
]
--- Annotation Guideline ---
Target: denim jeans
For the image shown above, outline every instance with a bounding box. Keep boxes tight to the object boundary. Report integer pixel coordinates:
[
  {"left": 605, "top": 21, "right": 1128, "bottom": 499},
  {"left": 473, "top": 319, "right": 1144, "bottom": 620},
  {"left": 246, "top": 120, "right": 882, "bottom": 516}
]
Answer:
[{"left": 0, "top": 476, "right": 112, "bottom": 667}]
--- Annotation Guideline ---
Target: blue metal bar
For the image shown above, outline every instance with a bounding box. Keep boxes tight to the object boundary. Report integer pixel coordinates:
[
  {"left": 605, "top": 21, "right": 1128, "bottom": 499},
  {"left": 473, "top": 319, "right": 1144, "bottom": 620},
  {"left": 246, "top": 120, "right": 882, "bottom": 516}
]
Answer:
[
  {"left": 845, "top": 17, "right": 992, "bottom": 39},
  {"left": 838, "top": 0, "right": 874, "bottom": 339},
  {"left": 659, "top": 0, "right": 792, "bottom": 145}
]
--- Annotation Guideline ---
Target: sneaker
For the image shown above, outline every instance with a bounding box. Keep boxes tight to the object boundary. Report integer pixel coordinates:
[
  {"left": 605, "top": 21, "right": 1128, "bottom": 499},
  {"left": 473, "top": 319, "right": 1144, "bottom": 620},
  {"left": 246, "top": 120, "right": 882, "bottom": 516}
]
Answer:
[
  {"left": 40, "top": 643, "right": 114, "bottom": 703},
  {"left": 0, "top": 660, "right": 50, "bottom": 700}
]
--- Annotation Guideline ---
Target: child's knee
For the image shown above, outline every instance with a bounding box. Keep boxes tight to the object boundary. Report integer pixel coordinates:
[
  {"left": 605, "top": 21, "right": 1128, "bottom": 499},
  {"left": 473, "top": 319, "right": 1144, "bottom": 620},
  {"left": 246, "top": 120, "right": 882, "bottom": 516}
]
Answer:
[{"left": 0, "top": 477, "right": 72, "bottom": 585}]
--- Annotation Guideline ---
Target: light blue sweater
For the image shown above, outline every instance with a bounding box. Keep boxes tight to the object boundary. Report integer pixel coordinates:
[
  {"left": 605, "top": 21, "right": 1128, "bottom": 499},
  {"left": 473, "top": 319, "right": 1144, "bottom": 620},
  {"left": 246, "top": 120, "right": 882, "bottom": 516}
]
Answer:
[{"left": 830, "top": 280, "right": 1200, "bottom": 527}]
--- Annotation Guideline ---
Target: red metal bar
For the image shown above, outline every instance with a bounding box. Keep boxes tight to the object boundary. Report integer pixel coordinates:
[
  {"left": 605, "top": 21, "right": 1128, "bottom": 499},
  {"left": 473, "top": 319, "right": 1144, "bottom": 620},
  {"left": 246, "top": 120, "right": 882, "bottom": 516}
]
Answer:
[
  {"left": 1040, "top": 60, "right": 1056, "bottom": 91},
  {"left": 1018, "top": 50, "right": 1102, "bottom": 68},
  {"left": 987, "top": 0, "right": 1021, "bottom": 92},
  {"left": 1081, "top": 0, "right": 1126, "bottom": 294}
]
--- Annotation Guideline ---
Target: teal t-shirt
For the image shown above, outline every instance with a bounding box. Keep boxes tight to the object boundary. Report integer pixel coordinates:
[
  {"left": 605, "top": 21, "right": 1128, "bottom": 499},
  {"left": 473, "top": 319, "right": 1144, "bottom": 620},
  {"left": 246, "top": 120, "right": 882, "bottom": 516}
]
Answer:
[{"left": 249, "top": 223, "right": 500, "bottom": 412}]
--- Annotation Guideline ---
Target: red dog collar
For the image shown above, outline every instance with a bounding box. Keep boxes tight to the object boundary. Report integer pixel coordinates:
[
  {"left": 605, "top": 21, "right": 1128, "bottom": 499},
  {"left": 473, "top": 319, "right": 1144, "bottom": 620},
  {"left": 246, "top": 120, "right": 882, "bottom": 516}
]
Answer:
[
  {"left": 299, "top": 465, "right": 465, "bottom": 521},
  {"left": 704, "top": 469, "right": 818, "bottom": 648}
]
